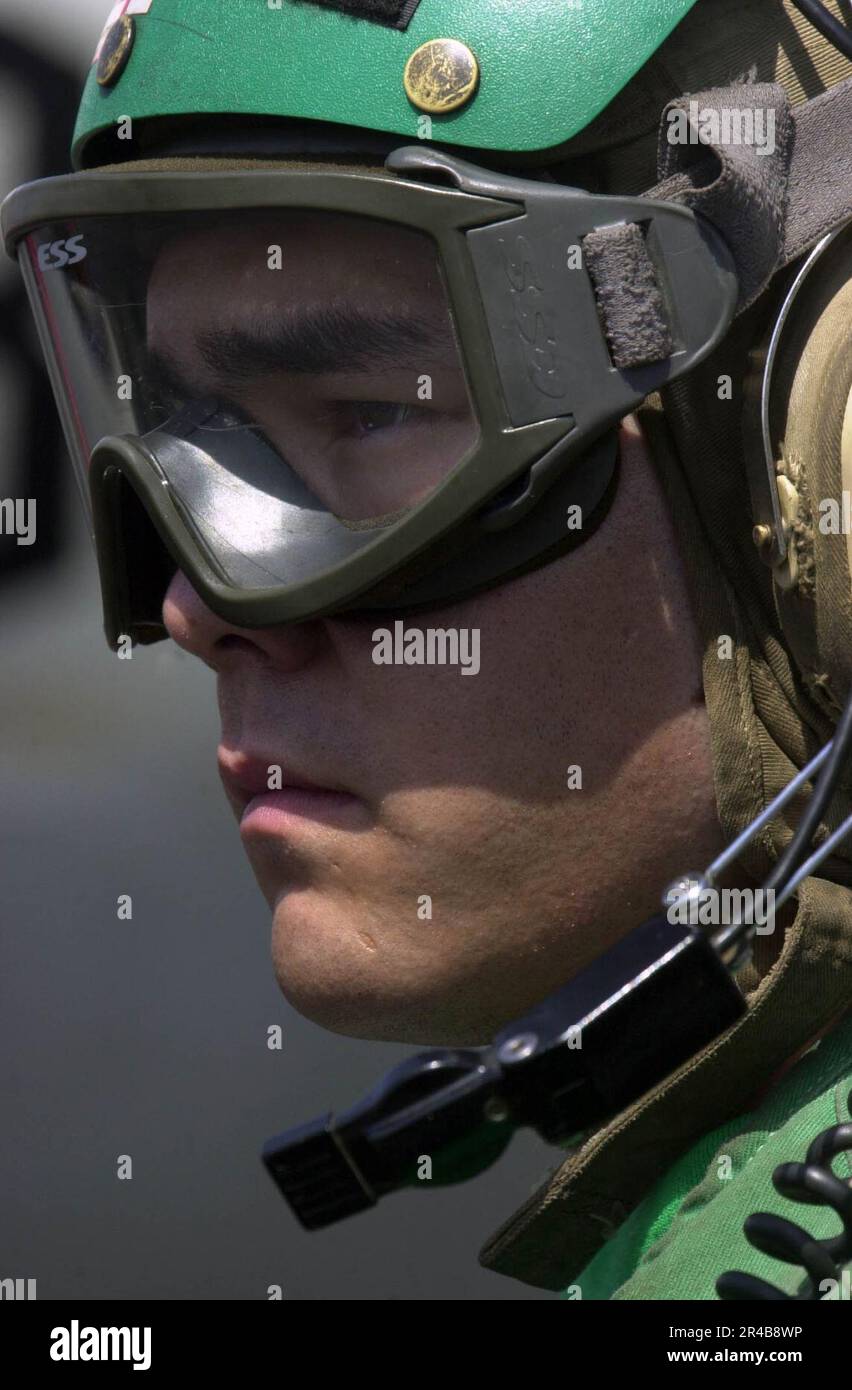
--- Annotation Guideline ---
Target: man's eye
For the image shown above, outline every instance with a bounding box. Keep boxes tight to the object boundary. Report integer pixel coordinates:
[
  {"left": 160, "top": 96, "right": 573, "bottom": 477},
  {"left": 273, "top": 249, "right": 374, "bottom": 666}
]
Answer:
[{"left": 349, "top": 401, "right": 416, "bottom": 435}]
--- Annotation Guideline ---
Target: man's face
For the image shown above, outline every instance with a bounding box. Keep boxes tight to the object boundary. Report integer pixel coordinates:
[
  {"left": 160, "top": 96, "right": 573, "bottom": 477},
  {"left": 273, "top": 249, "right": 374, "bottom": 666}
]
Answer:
[{"left": 150, "top": 211, "right": 725, "bottom": 1046}]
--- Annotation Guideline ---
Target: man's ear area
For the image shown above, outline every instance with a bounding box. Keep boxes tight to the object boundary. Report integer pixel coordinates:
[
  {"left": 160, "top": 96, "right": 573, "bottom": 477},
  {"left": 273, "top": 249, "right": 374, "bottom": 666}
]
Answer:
[
  {"left": 618, "top": 411, "right": 644, "bottom": 443},
  {"left": 613, "top": 410, "right": 709, "bottom": 709},
  {"left": 609, "top": 409, "right": 680, "bottom": 545}
]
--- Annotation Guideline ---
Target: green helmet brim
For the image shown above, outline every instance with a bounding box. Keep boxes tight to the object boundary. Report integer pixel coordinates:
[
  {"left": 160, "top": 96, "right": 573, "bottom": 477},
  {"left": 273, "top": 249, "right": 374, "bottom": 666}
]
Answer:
[{"left": 72, "top": 0, "right": 700, "bottom": 168}]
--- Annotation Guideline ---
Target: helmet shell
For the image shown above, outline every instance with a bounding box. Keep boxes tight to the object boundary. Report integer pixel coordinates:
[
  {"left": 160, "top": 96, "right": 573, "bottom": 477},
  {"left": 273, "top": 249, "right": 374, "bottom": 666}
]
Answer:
[{"left": 73, "top": 0, "right": 699, "bottom": 167}]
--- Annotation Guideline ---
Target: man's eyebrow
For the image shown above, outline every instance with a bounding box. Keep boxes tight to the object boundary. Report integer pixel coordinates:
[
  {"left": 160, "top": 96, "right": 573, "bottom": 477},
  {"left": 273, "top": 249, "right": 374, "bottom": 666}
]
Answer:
[
  {"left": 195, "top": 303, "right": 458, "bottom": 381},
  {"left": 148, "top": 347, "right": 200, "bottom": 402}
]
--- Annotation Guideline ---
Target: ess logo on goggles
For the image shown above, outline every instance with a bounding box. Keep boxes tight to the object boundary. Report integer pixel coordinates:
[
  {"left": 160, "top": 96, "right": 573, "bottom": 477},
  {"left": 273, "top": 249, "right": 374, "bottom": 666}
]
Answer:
[{"left": 36, "top": 236, "right": 87, "bottom": 271}]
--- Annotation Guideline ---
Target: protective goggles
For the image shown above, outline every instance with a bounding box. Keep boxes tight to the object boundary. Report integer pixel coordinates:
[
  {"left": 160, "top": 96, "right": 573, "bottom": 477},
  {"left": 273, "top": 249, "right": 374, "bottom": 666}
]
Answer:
[{"left": 2, "top": 147, "right": 737, "bottom": 646}]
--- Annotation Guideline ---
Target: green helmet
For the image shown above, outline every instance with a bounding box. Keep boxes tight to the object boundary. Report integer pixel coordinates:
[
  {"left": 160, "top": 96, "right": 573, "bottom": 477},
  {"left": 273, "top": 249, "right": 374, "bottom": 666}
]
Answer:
[{"left": 71, "top": 0, "right": 701, "bottom": 169}]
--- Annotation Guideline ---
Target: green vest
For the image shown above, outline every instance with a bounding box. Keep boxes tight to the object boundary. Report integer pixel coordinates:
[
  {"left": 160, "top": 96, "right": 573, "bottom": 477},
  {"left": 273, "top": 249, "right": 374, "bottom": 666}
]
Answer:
[{"left": 566, "top": 1013, "right": 852, "bottom": 1300}]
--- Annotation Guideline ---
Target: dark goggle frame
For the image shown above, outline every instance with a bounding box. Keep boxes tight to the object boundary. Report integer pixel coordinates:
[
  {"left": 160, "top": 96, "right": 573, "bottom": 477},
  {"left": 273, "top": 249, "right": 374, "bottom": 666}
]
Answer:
[{"left": 2, "top": 147, "right": 738, "bottom": 644}]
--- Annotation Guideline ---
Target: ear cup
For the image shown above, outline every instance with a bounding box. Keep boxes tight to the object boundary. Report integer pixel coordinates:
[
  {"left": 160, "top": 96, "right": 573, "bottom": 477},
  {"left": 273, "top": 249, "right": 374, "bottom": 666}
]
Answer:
[{"left": 760, "top": 223, "right": 852, "bottom": 715}]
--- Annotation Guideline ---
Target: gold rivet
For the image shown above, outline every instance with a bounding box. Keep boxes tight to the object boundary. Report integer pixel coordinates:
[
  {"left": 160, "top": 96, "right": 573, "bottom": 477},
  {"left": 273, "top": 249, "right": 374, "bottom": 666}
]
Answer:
[
  {"left": 403, "top": 39, "right": 480, "bottom": 115},
  {"left": 752, "top": 523, "right": 773, "bottom": 550},
  {"left": 97, "top": 15, "right": 135, "bottom": 89}
]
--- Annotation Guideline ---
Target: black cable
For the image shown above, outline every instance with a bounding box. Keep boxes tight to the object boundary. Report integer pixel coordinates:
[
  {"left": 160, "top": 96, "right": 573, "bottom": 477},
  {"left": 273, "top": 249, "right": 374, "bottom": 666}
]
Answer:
[
  {"left": 716, "top": 1100, "right": 852, "bottom": 1299},
  {"left": 791, "top": 0, "right": 852, "bottom": 61},
  {"left": 764, "top": 685, "right": 852, "bottom": 894}
]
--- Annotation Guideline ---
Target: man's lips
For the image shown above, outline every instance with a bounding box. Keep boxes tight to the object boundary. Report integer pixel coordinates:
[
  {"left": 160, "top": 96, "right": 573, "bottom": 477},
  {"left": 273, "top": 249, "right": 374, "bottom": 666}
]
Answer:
[
  {"left": 217, "top": 750, "right": 366, "bottom": 832},
  {"left": 219, "top": 750, "right": 337, "bottom": 806}
]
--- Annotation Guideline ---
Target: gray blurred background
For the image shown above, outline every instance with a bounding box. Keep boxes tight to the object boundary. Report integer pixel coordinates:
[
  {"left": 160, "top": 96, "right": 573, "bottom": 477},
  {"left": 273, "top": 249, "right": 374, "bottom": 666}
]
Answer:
[{"left": 0, "top": 0, "right": 554, "bottom": 1300}]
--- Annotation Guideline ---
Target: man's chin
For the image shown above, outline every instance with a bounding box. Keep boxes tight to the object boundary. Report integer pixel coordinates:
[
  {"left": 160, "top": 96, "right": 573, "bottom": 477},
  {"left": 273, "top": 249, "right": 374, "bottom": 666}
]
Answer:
[
  {"left": 268, "top": 890, "right": 405, "bottom": 1041},
  {"left": 268, "top": 895, "right": 495, "bottom": 1046}
]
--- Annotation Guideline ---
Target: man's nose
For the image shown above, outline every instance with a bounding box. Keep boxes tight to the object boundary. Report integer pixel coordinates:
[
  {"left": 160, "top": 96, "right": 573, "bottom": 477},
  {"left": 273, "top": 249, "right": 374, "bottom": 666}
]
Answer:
[{"left": 161, "top": 568, "right": 321, "bottom": 672}]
